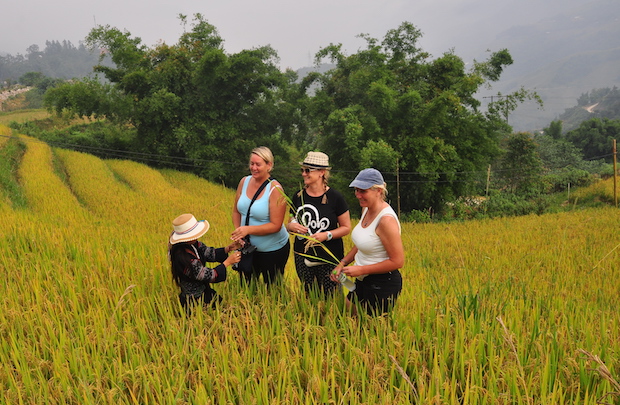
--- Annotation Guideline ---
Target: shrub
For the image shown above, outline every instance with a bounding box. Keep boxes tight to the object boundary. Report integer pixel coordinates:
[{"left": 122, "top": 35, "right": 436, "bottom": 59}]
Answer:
[
  {"left": 403, "top": 208, "right": 433, "bottom": 223},
  {"left": 483, "top": 192, "right": 551, "bottom": 218},
  {"left": 542, "top": 168, "right": 594, "bottom": 193}
]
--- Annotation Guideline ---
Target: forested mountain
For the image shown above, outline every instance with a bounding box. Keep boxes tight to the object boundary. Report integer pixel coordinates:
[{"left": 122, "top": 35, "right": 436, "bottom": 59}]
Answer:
[
  {"left": 553, "top": 86, "right": 620, "bottom": 131},
  {"left": 0, "top": 40, "right": 109, "bottom": 84},
  {"left": 4, "top": 0, "right": 618, "bottom": 135},
  {"left": 479, "top": 0, "right": 620, "bottom": 132}
]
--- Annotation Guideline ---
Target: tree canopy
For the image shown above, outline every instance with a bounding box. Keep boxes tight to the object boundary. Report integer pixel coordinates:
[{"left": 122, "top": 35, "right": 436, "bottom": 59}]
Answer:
[
  {"left": 564, "top": 118, "right": 620, "bottom": 163},
  {"left": 42, "top": 17, "right": 541, "bottom": 213},
  {"left": 44, "top": 14, "right": 297, "bottom": 184},
  {"left": 304, "top": 22, "right": 539, "bottom": 211}
]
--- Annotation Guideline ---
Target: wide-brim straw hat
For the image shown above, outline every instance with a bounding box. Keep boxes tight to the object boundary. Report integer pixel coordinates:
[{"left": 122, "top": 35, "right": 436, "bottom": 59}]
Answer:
[
  {"left": 169, "top": 213, "right": 210, "bottom": 244},
  {"left": 299, "top": 151, "right": 331, "bottom": 169}
]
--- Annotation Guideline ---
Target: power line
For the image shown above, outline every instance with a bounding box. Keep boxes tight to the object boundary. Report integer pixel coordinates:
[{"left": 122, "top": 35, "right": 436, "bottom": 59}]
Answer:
[{"left": 2, "top": 133, "right": 616, "bottom": 184}]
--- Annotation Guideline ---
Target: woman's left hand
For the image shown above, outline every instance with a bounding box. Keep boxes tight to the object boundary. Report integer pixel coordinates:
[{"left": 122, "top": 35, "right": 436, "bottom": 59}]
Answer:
[
  {"left": 309, "top": 232, "right": 328, "bottom": 243},
  {"left": 330, "top": 266, "right": 343, "bottom": 282},
  {"left": 342, "top": 265, "right": 363, "bottom": 278}
]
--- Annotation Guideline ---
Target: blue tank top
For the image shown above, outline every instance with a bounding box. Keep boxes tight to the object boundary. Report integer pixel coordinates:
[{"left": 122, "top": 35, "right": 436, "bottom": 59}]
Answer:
[{"left": 237, "top": 176, "right": 289, "bottom": 252}]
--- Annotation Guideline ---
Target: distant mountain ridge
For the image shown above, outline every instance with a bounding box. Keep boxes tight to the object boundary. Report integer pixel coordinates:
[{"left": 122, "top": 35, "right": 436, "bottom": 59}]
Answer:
[
  {"left": 481, "top": 0, "right": 620, "bottom": 131},
  {"left": 293, "top": 1, "right": 620, "bottom": 133}
]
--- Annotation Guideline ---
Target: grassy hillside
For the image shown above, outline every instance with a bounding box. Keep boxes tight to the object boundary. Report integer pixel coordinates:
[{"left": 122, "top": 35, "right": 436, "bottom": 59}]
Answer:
[
  {"left": 0, "top": 109, "right": 50, "bottom": 125},
  {"left": 1, "top": 126, "right": 620, "bottom": 403}
]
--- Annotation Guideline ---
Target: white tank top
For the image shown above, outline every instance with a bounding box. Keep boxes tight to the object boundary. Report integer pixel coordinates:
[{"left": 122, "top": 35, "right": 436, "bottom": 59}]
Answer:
[{"left": 351, "top": 205, "right": 401, "bottom": 278}]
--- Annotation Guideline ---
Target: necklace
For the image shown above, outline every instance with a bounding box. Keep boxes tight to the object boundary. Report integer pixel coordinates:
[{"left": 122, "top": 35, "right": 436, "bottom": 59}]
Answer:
[{"left": 362, "top": 210, "right": 377, "bottom": 227}]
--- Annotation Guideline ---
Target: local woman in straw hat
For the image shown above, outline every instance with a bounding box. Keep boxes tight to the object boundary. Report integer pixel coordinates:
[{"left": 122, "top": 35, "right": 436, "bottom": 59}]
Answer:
[
  {"left": 168, "top": 213, "right": 242, "bottom": 314},
  {"left": 287, "top": 151, "right": 351, "bottom": 296}
]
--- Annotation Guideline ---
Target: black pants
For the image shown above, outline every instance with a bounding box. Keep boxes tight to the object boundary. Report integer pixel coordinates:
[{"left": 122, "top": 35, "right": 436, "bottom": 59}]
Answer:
[
  {"left": 294, "top": 253, "right": 341, "bottom": 296},
  {"left": 348, "top": 270, "right": 402, "bottom": 316},
  {"left": 179, "top": 288, "right": 221, "bottom": 316},
  {"left": 241, "top": 240, "right": 290, "bottom": 286}
]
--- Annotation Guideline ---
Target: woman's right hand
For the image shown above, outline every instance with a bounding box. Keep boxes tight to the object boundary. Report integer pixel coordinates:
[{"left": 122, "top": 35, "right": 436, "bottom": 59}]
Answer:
[{"left": 288, "top": 220, "right": 308, "bottom": 235}]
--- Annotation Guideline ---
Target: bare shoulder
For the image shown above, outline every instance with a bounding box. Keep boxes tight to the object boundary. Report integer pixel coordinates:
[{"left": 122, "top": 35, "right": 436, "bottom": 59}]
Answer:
[
  {"left": 269, "top": 178, "right": 282, "bottom": 188},
  {"left": 236, "top": 176, "right": 247, "bottom": 190},
  {"left": 378, "top": 213, "right": 399, "bottom": 227},
  {"left": 376, "top": 213, "right": 401, "bottom": 235},
  {"left": 269, "top": 179, "right": 284, "bottom": 195}
]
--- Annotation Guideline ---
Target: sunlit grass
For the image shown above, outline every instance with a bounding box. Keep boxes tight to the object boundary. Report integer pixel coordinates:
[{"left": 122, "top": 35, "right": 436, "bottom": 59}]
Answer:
[
  {"left": 0, "top": 109, "right": 50, "bottom": 125},
  {"left": 1, "top": 134, "right": 619, "bottom": 404},
  {"left": 570, "top": 177, "right": 618, "bottom": 206},
  {"left": 0, "top": 124, "right": 12, "bottom": 145}
]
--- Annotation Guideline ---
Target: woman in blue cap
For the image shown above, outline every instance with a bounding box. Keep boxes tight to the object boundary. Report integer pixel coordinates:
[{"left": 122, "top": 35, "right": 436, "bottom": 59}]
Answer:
[{"left": 330, "top": 168, "right": 404, "bottom": 315}]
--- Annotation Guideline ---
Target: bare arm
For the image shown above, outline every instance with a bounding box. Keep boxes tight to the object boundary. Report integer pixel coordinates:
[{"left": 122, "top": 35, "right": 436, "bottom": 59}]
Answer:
[
  {"left": 342, "top": 215, "right": 404, "bottom": 278},
  {"left": 231, "top": 181, "right": 287, "bottom": 239},
  {"left": 332, "top": 210, "right": 352, "bottom": 240},
  {"left": 330, "top": 245, "right": 358, "bottom": 281},
  {"left": 231, "top": 178, "right": 244, "bottom": 229}
]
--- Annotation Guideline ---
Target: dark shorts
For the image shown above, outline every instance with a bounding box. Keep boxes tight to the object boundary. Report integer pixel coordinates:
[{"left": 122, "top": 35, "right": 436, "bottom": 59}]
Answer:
[
  {"left": 348, "top": 270, "right": 402, "bottom": 316},
  {"left": 241, "top": 240, "right": 290, "bottom": 286}
]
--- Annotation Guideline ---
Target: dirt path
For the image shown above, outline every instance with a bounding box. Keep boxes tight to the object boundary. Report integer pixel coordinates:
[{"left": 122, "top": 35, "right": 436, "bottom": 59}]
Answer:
[{"left": 584, "top": 102, "right": 599, "bottom": 113}]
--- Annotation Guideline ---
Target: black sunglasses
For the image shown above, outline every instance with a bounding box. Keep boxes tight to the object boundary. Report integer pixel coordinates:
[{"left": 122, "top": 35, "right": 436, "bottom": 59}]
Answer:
[{"left": 300, "top": 168, "right": 317, "bottom": 174}]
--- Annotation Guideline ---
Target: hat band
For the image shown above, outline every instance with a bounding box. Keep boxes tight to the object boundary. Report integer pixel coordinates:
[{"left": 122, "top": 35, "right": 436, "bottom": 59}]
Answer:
[
  {"left": 303, "top": 163, "right": 330, "bottom": 168},
  {"left": 176, "top": 220, "right": 201, "bottom": 235}
]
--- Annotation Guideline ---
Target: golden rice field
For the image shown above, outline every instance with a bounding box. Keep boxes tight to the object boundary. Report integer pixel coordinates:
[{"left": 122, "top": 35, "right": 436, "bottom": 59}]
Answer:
[
  {"left": 1, "top": 126, "right": 620, "bottom": 404},
  {"left": 570, "top": 176, "right": 618, "bottom": 206},
  {"left": 0, "top": 110, "right": 50, "bottom": 125}
]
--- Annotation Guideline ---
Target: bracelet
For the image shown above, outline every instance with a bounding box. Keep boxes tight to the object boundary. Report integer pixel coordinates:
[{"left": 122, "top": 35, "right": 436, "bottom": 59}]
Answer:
[{"left": 326, "top": 231, "right": 333, "bottom": 241}]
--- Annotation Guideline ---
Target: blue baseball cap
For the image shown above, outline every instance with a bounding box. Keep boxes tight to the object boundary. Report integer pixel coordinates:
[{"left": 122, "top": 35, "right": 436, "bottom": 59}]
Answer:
[{"left": 349, "top": 168, "right": 385, "bottom": 189}]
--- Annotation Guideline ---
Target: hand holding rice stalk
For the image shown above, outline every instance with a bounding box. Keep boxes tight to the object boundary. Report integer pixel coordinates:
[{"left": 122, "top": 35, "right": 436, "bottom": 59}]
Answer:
[{"left": 272, "top": 179, "right": 340, "bottom": 266}]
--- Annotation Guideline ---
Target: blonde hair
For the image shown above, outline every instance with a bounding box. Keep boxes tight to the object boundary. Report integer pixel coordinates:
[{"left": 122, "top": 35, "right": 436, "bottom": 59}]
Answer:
[
  {"left": 371, "top": 183, "right": 388, "bottom": 201},
  {"left": 250, "top": 146, "right": 274, "bottom": 172},
  {"left": 322, "top": 169, "right": 330, "bottom": 187}
]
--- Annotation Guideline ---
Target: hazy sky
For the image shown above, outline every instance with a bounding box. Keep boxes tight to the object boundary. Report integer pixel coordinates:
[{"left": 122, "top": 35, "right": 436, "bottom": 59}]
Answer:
[{"left": 3, "top": 0, "right": 592, "bottom": 70}]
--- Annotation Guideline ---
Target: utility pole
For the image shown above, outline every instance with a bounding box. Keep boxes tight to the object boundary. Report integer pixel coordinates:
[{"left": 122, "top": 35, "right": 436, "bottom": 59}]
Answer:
[
  {"left": 614, "top": 139, "right": 618, "bottom": 208},
  {"left": 396, "top": 158, "right": 401, "bottom": 218}
]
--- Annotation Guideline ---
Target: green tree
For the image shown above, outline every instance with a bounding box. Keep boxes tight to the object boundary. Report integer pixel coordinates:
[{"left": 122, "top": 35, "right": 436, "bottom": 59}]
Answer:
[
  {"left": 498, "top": 132, "right": 544, "bottom": 195},
  {"left": 542, "top": 120, "right": 563, "bottom": 140},
  {"left": 564, "top": 118, "right": 620, "bottom": 163},
  {"left": 305, "top": 22, "right": 538, "bottom": 212},
  {"left": 18, "top": 72, "right": 45, "bottom": 86},
  {"left": 44, "top": 14, "right": 295, "bottom": 186},
  {"left": 535, "top": 134, "right": 584, "bottom": 170}
]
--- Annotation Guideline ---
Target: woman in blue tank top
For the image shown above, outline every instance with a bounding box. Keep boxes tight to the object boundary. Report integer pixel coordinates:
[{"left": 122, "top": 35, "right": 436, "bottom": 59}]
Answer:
[{"left": 231, "top": 146, "right": 290, "bottom": 286}]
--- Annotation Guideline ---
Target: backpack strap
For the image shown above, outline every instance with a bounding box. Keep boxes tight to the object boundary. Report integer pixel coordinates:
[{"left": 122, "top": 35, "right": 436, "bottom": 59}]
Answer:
[{"left": 244, "top": 178, "right": 272, "bottom": 226}]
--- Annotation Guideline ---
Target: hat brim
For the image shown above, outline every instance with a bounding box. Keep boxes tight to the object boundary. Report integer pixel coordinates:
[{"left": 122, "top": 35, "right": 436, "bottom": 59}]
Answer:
[
  {"left": 169, "top": 220, "right": 210, "bottom": 244},
  {"left": 349, "top": 179, "right": 376, "bottom": 189}
]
